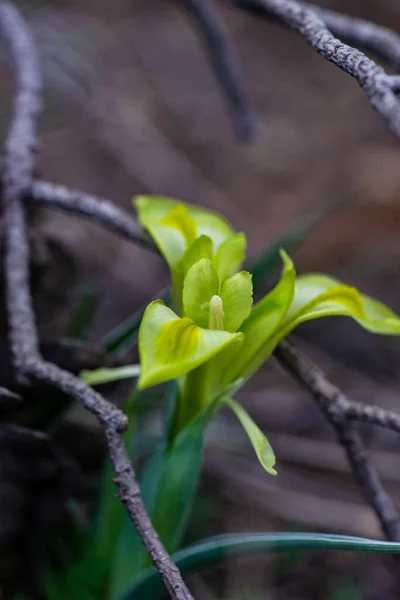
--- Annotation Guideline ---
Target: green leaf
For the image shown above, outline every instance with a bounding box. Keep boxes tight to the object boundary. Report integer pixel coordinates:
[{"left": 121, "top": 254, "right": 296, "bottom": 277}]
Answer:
[
  {"left": 282, "top": 274, "right": 400, "bottom": 335},
  {"left": 118, "top": 533, "right": 400, "bottom": 600},
  {"left": 80, "top": 365, "right": 140, "bottom": 386},
  {"left": 220, "top": 271, "right": 253, "bottom": 332},
  {"left": 224, "top": 397, "right": 276, "bottom": 475},
  {"left": 182, "top": 258, "right": 219, "bottom": 327},
  {"left": 224, "top": 250, "right": 295, "bottom": 384},
  {"left": 214, "top": 232, "right": 246, "bottom": 283},
  {"left": 138, "top": 300, "right": 243, "bottom": 389}
]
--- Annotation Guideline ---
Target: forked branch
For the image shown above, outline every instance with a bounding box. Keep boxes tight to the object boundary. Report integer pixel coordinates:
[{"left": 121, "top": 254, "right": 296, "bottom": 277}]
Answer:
[{"left": 0, "top": 2, "right": 193, "bottom": 598}]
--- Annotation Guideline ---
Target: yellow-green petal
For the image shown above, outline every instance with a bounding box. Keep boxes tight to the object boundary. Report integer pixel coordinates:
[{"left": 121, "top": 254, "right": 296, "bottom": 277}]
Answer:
[
  {"left": 182, "top": 258, "right": 219, "bottom": 328},
  {"left": 283, "top": 273, "right": 400, "bottom": 335},
  {"left": 224, "top": 397, "right": 277, "bottom": 475},
  {"left": 135, "top": 196, "right": 236, "bottom": 268},
  {"left": 135, "top": 196, "right": 197, "bottom": 268},
  {"left": 213, "top": 232, "right": 246, "bottom": 283},
  {"left": 180, "top": 235, "right": 213, "bottom": 278},
  {"left": 138, "top": 300, "right": 243, "bottom": 389},
  {"left": 219, "top": 271, "right": 253, "bottom": 332},
  {"left": 224, "top": 250, "right": 295, "bottom": 384}
]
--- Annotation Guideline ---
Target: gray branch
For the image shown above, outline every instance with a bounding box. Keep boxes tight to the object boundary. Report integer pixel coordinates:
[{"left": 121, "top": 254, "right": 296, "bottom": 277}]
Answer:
[
  {"left": 0, "top": 2, "right": 192, "bottom": 598},
  {"left": 227, "top": 0, "right": 400, "bottom": 140},
  {"left": 274, "top": 340, "right": 400, "bottom": 542}
]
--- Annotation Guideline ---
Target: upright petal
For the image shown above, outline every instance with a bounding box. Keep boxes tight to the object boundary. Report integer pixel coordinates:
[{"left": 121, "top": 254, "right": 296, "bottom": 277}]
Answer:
[
  {"left": 220, "top": 271, "right": 253, "bottom": 332},
  {"left": 182, "top": 259, "right": 219, "bottom": 328},
  {"left": 224, "top": 250, "right": 295, "bottom": 384}
]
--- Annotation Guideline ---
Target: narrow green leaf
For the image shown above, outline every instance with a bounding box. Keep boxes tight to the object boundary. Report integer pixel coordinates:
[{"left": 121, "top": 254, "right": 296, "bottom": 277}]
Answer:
[
  {"left": 118, "top": 533, "right": 400, "bottom": 600},
  {"left": 80, "top": 365, "right": 140, "bottom": 386},
  {"left": 224, "top": 397, "right": 276, "bottom": 475}
]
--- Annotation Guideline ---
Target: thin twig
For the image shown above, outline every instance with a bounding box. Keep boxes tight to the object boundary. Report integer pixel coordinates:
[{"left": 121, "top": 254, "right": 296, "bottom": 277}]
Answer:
[
  {"left": 180, "top": 0, "right": 257, "bottom": 141},
  {"left": 226, "top": 0, "right": 400, "bottom": 140},
  {"left": 29, "top": 179, "right": 158, "bottom": 253},
  {"left": 230, "top": 0, "right": 400, "bottom": 71},
  {"left": 0, "top": 2, "right": 192, "bottom": 598},
  {"left": 274, "top": 340, "right": 400, "bottom": 542}
]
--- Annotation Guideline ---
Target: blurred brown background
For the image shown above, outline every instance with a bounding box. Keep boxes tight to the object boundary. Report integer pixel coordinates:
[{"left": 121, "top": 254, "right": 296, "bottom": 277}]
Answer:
[{"left": 2, "top": 1, "right": 400, "bottom": 598}]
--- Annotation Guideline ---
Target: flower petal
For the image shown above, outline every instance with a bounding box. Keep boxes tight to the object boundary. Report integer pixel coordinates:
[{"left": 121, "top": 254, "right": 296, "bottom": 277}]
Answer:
[
  {"left": 138, "top": 301, "right": 243, "bottom": 389},
  {"left": 224, "top": 250, "right": 295, "bottom": 384},
  {"left": 283, "top": 273, "right": 400, "bottom": 335},
  {"left": 135, "top": 196, "right": 236, "bottom": 268},
  {"left": 213, "top": 232, "right": 246, "bottom": 283},
  {"left": 220, "top": 271, "right": 253, "bottom": 332},
  {"left": 135, "top": 196, "right": 197, "bottom": 268},
  {"left": 182, "top": 258, "right": 219, "bottom": 328}
]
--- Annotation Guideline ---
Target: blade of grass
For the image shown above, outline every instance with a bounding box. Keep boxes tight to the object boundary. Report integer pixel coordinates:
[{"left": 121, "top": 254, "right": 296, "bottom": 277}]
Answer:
[{"left": 118, "top": 532, "right": 400, "bottom": 600}]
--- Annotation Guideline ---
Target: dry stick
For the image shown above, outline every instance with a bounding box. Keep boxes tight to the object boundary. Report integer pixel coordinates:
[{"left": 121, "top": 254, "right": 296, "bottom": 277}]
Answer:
[
  {"left": 274, "top": 340, "right": 400, "bottom": 542},
  {"left": 230, "top": 0, "right": 400, "bottom": 70},
  {"left": 0, "top": 2, "right": 193, "bottom": 598},
  {"left": 181, "top": 0, "right": 257, "bottom": 141},
  {"left": 226, "top": 0, "right": 400, "bottom": 140},
  {"left": 30, "top": 179, "right": 158, "bottom": 253}
]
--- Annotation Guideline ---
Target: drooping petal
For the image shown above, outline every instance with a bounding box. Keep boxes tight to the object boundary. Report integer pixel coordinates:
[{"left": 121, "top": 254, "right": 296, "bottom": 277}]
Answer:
[
  {"left": 135, "top": 196, "right": 197, "bottom": 268},
  {"left": 213, "top": 232, "right": 246, "bottom": 283},
  {"left": 224, "top": 250, "right": 295, "bottom": 384},
  {"left": 138, "top": 301, "right": 243, "bottom": 389},
  {"left": 224, "top": 397, "right": 277, "bottom": 475},
  {"left": 282, "top": 273, "right": 400, "bottom": 335},
  {"left": 220, "top": 271, "right": 253, "bottom": 332},
  {"left": 182, "top": 259, "right": 219, "bottom": 328},
  {"left": 135, "top": 196, "right": 236, "bottom": 268}
]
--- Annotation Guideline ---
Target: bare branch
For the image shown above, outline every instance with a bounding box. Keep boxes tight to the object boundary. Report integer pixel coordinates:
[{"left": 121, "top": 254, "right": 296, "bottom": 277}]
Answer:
[
  {"left": 29, "top": 180, "right": 158, "bottom": 253},
  {"left": 226, "top": 0, "right": 400, "bottom": 140},
  {"left": 0, "top": 2, "right": 192, "bottom": 598},
  {"left": 232, "top": 0, "right": 400, "bottom": 70},
  {"left": 181, "top": 0, "right": 257, "bottom": 141},
  {"left": 274, "top": 340, "right": 400, "bottom": 542}
]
